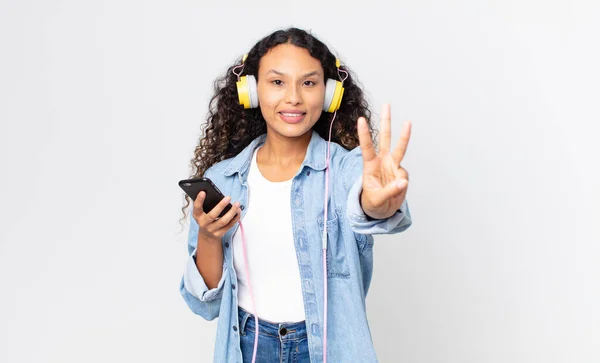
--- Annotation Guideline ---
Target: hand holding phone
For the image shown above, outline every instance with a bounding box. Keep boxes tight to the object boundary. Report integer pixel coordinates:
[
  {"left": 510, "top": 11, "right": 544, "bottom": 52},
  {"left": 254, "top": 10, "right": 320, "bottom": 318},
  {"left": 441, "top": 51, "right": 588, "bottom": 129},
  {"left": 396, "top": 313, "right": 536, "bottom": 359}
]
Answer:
[
  {"left": 179, "top": 177, "right": 241, "bottom": 238},
  {"left": 179, "top": 178, "right": 233, "bottom": 217}
]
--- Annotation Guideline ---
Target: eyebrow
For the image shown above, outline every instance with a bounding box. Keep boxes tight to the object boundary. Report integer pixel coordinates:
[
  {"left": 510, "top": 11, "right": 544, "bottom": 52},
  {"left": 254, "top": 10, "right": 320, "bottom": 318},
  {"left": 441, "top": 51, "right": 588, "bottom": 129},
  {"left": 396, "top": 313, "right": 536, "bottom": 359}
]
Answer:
[{"left": 265, "top": 69, "right": 321, "bottom": 78}]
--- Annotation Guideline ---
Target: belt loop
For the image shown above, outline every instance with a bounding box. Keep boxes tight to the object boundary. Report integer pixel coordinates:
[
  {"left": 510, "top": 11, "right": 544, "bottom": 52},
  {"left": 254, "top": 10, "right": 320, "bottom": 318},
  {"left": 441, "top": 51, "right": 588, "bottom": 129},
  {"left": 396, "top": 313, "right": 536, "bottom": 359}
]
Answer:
[{"left": 239, "top": 309, "right": 251, "bottom": 336}]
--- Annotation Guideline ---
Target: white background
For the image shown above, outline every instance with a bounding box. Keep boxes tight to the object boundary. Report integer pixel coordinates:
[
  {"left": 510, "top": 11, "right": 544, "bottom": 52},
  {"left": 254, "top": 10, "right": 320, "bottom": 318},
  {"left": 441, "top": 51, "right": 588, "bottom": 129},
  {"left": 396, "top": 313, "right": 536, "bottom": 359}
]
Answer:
[{"left": 1, "top": 1, "right": 599, "bottom": 362}]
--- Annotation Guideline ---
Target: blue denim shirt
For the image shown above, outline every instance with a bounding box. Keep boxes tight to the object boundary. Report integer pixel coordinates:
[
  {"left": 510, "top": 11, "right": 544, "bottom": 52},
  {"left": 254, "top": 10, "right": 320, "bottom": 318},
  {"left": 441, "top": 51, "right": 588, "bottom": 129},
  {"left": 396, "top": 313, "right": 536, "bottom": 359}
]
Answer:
[{"left": 180, "top": 130, "right": 412, "bottom": 362}]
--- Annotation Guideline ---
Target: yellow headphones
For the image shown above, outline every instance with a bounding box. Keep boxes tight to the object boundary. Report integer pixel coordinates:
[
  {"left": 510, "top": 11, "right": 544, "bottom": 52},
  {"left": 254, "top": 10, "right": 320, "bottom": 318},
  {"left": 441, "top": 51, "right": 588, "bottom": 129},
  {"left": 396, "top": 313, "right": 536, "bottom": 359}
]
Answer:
[{"left": 236, "top": 54, "right": 345, "bottom": 113}]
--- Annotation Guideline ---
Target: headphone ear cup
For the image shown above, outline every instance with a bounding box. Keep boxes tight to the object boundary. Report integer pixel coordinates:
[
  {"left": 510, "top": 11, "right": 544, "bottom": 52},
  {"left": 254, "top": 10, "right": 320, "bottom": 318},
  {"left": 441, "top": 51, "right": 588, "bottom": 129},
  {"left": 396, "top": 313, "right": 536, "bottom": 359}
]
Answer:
[
  {"left": 323, "top": 78, "right": 344, "bottom": 113},
  {"left": 246, "top": 75, "right": 259, "bottom": 108},
  {"left": 236, "top": 75, "right": 259, "bottom": 109}
]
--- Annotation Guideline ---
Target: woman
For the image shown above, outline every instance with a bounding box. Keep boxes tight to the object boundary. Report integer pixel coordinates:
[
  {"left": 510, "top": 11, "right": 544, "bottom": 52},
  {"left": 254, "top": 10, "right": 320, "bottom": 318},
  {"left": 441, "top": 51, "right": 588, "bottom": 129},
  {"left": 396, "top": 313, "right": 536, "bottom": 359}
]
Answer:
[{"left": 179, "top": 27, "right": 412, "bottom": 362}]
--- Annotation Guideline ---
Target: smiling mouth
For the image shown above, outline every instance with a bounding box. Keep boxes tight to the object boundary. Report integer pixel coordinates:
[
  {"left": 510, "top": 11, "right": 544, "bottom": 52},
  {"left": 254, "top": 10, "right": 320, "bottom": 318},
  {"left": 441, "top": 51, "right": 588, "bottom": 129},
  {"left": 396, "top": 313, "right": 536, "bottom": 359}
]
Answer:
[
  {"left": 278, "top": 112, "right": 307, "bottom": 124},
  {"left": 279, "top": 112, "right": 306, "bottom": 117}
]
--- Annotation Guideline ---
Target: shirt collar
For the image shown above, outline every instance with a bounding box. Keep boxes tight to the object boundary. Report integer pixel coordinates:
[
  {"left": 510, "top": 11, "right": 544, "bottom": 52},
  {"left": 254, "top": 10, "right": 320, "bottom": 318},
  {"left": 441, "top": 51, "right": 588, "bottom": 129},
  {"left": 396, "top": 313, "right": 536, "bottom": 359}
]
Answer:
[{"left": 222, "top": 130, "right": 329, "bottom": 178}]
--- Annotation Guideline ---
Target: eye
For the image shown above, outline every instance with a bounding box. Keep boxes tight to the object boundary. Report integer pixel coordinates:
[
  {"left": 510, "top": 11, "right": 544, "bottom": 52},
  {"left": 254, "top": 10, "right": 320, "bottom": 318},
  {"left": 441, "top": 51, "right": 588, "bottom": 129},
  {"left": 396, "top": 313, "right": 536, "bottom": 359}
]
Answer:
[
  {"left": 271, "top": 79, "right": 283, "bottom": 86},
  {"left": 303, "top": 80, "right": 315, "bottom": 86}
]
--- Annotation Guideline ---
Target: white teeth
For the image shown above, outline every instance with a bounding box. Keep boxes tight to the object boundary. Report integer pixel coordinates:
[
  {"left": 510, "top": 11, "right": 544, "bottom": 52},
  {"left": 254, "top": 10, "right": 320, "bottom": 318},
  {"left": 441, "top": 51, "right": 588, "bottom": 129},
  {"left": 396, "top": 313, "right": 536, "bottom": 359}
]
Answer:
[{"left": 281, "top": 112, "right": 303, "bottom": 117}]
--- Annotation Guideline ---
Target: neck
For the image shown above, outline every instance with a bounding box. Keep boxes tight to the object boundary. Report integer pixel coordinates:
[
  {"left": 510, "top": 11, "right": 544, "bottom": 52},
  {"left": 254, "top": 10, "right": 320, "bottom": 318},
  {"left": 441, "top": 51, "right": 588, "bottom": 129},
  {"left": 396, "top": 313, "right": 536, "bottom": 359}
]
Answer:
[{"left": 258, "top": 130, "right": 312, "bottom": 169}]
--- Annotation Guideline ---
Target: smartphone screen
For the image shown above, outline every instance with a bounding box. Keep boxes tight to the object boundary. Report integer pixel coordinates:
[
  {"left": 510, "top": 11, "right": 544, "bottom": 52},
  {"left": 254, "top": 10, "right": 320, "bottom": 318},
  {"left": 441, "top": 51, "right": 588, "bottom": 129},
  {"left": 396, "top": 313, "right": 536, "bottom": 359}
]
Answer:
[{"left": 178, "top": 177, "right": 232, "bottom": 218}]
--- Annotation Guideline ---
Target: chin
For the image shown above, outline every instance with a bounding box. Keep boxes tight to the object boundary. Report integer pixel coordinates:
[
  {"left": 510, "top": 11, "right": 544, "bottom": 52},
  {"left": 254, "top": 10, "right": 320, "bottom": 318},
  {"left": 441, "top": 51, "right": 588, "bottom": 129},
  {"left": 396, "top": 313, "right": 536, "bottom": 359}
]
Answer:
[{"left": 268, "top": 122, "right": 314, "bottom": 140}]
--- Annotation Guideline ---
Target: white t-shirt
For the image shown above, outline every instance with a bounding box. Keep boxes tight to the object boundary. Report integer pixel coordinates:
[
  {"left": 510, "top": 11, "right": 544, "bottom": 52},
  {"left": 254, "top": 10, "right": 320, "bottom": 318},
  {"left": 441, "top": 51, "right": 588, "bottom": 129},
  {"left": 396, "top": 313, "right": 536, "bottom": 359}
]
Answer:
[{"left": 231, "top": 147, "right": 306, "bottom": 323}]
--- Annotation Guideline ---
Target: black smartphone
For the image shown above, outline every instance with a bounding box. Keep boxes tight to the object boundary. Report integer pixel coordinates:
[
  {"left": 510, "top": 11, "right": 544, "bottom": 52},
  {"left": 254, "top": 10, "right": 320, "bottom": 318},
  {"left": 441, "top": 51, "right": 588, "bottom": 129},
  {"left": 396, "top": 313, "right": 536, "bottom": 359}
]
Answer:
[{"left": 178, "top": 177, "right": 233, "bottom": 218}]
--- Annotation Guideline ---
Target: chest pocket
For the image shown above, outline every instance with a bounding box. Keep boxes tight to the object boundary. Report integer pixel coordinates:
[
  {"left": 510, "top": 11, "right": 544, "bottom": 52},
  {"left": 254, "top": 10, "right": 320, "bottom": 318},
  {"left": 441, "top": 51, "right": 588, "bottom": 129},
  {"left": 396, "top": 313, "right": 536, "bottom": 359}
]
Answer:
[{"left": 317, "top": 208, "right": 350, "bottom": 278}]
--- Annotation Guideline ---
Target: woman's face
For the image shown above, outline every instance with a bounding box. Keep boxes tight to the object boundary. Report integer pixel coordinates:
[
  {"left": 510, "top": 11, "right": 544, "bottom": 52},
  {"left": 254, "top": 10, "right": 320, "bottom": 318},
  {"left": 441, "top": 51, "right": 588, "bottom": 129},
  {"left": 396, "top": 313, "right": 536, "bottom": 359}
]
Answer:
[{"left": 256, "top": 43, "right": 326, "bottom": 140}]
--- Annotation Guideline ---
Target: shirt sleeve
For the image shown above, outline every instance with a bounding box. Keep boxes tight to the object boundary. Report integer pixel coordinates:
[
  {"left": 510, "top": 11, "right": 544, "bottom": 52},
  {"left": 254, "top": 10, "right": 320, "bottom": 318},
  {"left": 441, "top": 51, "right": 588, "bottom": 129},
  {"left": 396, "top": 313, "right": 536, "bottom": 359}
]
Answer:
[
  {"left": 183, "top": 246, "right": 227, "bottom": 302},
  {"left": 179, "top": 198, "right": 226, "bottom": 321}
]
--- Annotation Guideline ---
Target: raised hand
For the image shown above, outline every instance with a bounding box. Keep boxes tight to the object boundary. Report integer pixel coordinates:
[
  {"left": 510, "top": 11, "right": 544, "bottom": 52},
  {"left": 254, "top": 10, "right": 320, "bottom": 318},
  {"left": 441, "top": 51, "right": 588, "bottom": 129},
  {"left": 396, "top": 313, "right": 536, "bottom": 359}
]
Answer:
[{"left": 357, "top": 104, "right": 411, "bottom": 220}]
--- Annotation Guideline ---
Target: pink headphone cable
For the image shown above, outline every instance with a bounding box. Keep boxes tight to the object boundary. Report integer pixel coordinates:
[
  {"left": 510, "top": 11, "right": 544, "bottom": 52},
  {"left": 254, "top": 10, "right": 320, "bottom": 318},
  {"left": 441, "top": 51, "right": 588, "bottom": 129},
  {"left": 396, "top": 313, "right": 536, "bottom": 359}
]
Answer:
[
  {"left": 322, "top": 67, "right": 347, "bottom": 362},
  {"left": 322, "top": 110, "right": 335, "bottom": 362},
  {"left": 237, "top": 220, "right": 259, "bottom": 363}
]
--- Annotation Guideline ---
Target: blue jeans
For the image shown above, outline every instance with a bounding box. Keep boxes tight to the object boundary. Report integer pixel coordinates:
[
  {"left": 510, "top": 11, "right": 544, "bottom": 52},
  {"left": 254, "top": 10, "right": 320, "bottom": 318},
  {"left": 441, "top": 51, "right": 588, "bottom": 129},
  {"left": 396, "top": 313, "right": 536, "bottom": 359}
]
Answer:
[{"left": 238, "top": 307, "right": 310, "bottom": 363}]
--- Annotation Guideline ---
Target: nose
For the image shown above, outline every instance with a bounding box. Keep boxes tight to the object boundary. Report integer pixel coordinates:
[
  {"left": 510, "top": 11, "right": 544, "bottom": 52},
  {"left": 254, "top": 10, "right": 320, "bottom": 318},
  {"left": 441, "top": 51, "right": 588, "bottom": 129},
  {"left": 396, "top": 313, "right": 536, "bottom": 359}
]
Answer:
[{"left": 284, "top": 84, "right": 302, "bottom": 105}]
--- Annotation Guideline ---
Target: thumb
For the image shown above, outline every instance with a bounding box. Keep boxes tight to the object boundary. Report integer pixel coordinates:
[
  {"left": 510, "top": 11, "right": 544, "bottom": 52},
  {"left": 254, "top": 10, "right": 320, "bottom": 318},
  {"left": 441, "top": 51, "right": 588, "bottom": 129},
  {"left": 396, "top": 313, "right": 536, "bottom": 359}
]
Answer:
[
  {"left": 194, "top": 191, "right": 206, "bottom": 214},
  {"left": 376, "top": 179, "right": 407, "bottom": 203}
]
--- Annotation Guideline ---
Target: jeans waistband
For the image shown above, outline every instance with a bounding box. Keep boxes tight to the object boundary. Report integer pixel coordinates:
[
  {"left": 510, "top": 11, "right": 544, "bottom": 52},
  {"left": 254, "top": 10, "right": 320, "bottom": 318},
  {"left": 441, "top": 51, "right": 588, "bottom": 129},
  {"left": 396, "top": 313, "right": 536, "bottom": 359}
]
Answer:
[{"left": 238, "top": 307, "right": 307, "bottom": 341}]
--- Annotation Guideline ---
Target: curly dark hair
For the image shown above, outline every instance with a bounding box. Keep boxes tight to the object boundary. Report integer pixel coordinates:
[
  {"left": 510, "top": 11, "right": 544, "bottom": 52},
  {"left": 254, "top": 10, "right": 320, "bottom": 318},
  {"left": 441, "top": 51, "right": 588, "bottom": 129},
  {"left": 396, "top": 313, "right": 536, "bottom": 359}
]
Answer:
[{"left": 180, "top": 27, "right": 377, "bottom": 224}]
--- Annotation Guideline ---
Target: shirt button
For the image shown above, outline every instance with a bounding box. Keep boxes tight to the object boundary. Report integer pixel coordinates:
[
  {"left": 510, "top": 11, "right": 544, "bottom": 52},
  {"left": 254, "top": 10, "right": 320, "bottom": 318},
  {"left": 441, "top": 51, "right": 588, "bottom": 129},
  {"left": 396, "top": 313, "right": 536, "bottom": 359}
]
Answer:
[
  {"left": 307, "top": 171, "right": 311, "bottom": 176},
  {"left": 233, "top": 326, "right": 238, "bottom": 332},
  {"left": 240, "top": 205, "right": 245, "bottom": 210},
  {"left": 225, "top": 242, "right": 230, "bottom": 248},
  {"left": 232, "top": 284, "right": 236, "bottom": 290}
]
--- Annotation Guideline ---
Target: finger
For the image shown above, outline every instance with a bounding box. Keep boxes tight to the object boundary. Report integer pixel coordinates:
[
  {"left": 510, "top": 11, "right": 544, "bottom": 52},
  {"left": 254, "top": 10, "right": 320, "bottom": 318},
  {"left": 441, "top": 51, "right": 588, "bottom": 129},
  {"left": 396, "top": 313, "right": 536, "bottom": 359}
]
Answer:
[
  {"left": 211, "top": 202, "right": 240, "bottom": 230},
  {"left": 392, "top": 121, "right": 412, "bottom": 165},
  {"left": 357, "top": 116, "right": 376, "bottom": 162},
  {"left": 218, "top": 210, "right": 241, "bottom": 233},
  {"left": 379, "top": 104, "right": 391, "bottom": 155},
  {"left": 205, "top": 195, "right": 232, "bottom": 221},
  {"left": 373, "top": 179, "right": 408, "bottom": 206},
  {"left": 392, "top": 165, "right": 409, "bottom": 181},
  {"left": 193, "top": 191, "right": 207, "bottom": 217},
  {"left": 194, "top": 191, "right": 215, "bottom": 229}
]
